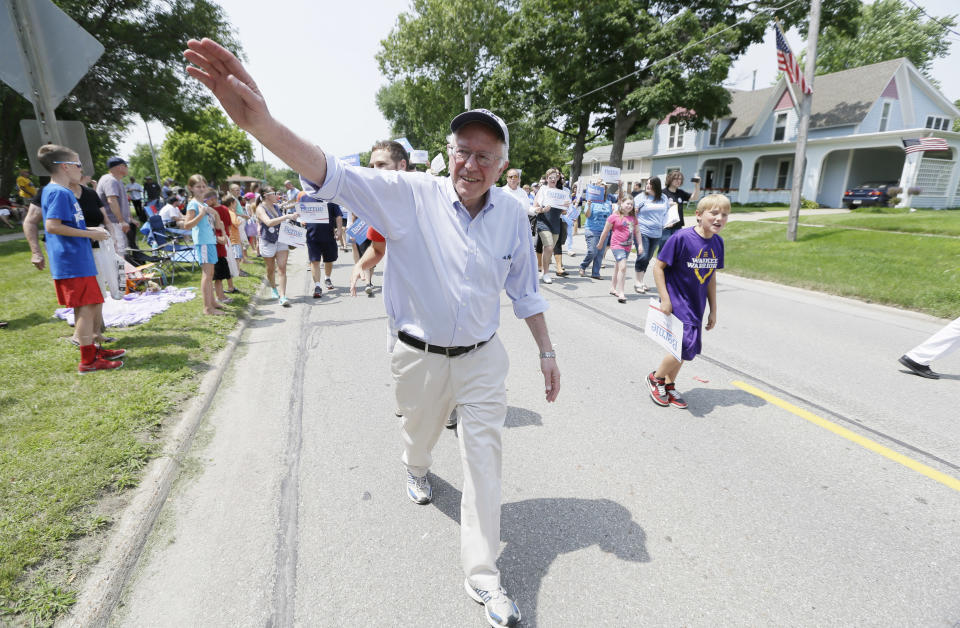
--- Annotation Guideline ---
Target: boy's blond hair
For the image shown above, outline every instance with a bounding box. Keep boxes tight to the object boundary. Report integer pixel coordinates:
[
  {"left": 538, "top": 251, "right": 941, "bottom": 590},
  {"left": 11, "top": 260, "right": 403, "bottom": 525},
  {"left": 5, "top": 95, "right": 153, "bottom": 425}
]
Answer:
[{"left": 695, "top": 194, "right": 731, "bottom": 215}]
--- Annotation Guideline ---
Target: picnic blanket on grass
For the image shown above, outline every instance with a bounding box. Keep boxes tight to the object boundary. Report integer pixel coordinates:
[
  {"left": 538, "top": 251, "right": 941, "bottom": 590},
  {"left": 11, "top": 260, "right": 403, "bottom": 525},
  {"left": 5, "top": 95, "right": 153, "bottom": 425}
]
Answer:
[{"left": 54, "top": 286, "right": 196, "bottom": 327}]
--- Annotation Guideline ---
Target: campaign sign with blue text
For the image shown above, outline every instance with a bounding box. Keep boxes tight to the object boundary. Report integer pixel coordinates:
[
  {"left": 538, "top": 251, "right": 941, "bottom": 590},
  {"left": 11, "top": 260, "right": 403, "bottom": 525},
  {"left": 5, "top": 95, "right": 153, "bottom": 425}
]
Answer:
[
  {"left": 585, "top": 184, "right": 605, "bottom": 202},
  {"left": 600, "top": 166, "right": 621, "bottom": 182},
  {"left": 342, "top": 154, "right": 361, "bottom": 166},
  {"left": 393, "top": 137, "right": 414, "bottom": 153},
  {"left": 347, "top": 218, "right": 368, "bottom": 245},
  {"left": 644, "top": 300, "right": 684, "bottom": 361},
  {"left": 410, "top": 149, "right": 429, "bottom": 164},
  {"left": 297, "top": 202, "right": 329, "bottom": 223},
  {"left": 544, "top": 187, "right": 569, "bottom": 209},
  {"left": 277, "top": 221, "right": 307, "bottom": 247}
]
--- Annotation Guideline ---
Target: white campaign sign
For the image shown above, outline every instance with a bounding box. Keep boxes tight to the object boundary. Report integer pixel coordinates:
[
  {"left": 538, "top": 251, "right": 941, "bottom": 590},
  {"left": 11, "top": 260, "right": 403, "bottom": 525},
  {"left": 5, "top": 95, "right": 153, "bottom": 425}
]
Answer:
[
  {"left": 644, "top": 300, "right": 684, "bottom": 361},
  {"left": 544, "top": 187, "right": 569, "bottom": 208},
  {"left": 430, "top": 153, "right": 446, "bottom": 174},
  {"left": 410, "top": 149, "right": 429, "bottom": 164},
  {"left": 600, "top": 166, "right": 621, "bottom": 182},
  {"left": 297, "top": 202, "right": 329, "bottom": 223},
  {"left": 277, "top": 221, "right": 306, "bottom": 247}
]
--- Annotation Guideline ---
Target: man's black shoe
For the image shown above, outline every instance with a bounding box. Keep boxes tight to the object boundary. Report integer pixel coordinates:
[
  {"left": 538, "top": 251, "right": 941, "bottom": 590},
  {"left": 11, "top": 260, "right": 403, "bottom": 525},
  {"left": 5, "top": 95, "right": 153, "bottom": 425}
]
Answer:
[{"left": 898, "top": 355, "right": 940, "bottom": 379}]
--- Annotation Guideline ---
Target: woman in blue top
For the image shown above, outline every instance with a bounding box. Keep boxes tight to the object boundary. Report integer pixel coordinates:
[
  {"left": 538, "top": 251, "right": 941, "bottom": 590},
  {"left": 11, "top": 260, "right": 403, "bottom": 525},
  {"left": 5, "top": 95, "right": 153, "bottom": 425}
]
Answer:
[
  {"left": 578, "top": 187, "right": 613, "bottom": 279},
  {"left": 633, "top": 176, "right": 670, "bottom": 294},
  {"left": 183, "top": 174, "right": 224, "bottom": 315}
]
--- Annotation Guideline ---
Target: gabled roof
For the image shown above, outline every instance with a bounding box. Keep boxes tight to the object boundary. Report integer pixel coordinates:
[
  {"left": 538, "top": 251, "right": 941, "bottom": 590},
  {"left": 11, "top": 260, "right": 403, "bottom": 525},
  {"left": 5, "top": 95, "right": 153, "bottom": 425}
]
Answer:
[
  {"left": 723, "top": 58, "right": 927, "bottom": 139},
  {"left": 579, "top": 139, "right": 653, "bottom": 162}
]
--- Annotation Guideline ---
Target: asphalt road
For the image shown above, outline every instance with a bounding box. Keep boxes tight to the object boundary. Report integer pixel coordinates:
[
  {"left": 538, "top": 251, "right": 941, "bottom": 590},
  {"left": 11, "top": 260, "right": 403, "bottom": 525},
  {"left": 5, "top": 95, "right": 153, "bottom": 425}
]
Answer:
[{"left": 110, "top": 235, "right": 960, "bottom": 627}]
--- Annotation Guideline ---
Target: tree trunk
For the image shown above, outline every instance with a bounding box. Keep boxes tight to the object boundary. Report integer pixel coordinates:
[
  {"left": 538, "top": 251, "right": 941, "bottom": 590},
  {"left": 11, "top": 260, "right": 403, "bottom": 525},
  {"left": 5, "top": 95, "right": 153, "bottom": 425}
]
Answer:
[
  {"left": 569, "top": 110, "right": 590, "bottom": 185},
  {"left": 608, "top": 103, "right": 638, "bottom": 172}
]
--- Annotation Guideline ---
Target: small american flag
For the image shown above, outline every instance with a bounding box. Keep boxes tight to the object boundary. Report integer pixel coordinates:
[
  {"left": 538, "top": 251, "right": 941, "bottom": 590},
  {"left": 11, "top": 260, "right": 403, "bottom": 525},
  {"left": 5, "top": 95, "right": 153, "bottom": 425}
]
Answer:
[
  {"left": 902, "top": 137, "right": 950, "bottom": 154},
  {"left": 775, "top": 24, "right": 812, "bottom": 95}
]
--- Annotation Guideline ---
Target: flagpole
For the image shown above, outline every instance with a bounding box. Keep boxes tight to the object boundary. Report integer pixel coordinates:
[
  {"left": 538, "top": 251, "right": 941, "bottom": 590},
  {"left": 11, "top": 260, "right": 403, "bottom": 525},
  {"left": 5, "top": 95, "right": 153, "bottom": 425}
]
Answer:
[{"left": 786, "top": 0, "right": 821, "bottom": 242}]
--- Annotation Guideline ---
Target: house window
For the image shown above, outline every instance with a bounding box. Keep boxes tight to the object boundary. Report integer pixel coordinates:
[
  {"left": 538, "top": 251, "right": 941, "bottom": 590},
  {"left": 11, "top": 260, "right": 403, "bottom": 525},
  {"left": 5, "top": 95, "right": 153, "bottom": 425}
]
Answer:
[
  {"left": 627, "top": 160, "right": 635, "bottom": 171},
  {"left": 751, "top": 162, "right": 760, "bottom": 189},
  {"left": 776, "top": 160, "right": 791, "bottom": 188},
  {"left": 879, "top": 102, "right": 891, "bottom": 132},
  {"left": 926, "top": 115, "right": 950, "bottom": 131},
  {"left": 668, "top": 123, "right": 684, "bottom": 149},
  {"left": 592, "top": 162, "right": 600, "bottom": 174},
  {"left": 774, "top": 113, "right": 788, "bottom": 142},
  {"left": 722, "top": 164, "right": 734, "bottom": 189},
  {"left": 708, "top": 120, "right": 720, "bottom": 146}
]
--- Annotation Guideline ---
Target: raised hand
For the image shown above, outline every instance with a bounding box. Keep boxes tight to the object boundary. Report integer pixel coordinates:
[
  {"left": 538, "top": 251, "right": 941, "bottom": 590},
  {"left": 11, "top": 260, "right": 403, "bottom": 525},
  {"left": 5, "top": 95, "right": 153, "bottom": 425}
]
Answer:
[{"left": 184, "top": 39, "right": 271, "bottom": 134}]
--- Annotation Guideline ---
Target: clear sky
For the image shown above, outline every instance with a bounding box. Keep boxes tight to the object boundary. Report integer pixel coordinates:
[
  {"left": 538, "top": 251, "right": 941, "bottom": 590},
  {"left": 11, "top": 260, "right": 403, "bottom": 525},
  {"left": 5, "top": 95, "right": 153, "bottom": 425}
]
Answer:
[{"left": 119, "top": 0, "right": 960, "bottom": 168}]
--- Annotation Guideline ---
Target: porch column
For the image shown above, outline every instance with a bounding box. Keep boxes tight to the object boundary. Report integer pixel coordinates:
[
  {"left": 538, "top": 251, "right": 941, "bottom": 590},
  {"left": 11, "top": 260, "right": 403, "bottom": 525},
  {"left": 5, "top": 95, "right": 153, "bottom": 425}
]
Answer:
[
  {"left": 897, "top": 152, "right": 921, "bottom": 208},
  {"left": 737, "top": 153, "right": 757, "bottom": 204}
]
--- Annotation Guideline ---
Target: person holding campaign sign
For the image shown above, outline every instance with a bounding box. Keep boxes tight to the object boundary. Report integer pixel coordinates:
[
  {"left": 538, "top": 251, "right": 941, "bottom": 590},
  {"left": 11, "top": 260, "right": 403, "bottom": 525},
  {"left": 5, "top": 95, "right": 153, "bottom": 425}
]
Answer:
[
  {"left": 185, "top": 37, "right": 560, "bottom": 627},
  {"left": 648, "top": 194, "right": 730, "bottom": 409},
  {"left": 256, "top": 186, "right": 300, "bottom": 307},
  {"left": 659, "top": 170, "right": 701, "bottom": 255},
  {"left": 532, "top": 168, "right": 569, "bottom": 284},
  {"left": 633, "top": 176, "right": 671, "bottom": 294},
  {"left": 298, "top": 190, "right": 343, "bottom": 298}
]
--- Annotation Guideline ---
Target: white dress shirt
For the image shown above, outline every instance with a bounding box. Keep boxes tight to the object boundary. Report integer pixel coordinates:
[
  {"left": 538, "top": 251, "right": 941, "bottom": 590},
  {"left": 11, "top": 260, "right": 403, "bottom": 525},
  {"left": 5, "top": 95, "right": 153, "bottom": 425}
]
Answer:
[{"left": 302, "top": 153, "right": 547, "bottom": 346}]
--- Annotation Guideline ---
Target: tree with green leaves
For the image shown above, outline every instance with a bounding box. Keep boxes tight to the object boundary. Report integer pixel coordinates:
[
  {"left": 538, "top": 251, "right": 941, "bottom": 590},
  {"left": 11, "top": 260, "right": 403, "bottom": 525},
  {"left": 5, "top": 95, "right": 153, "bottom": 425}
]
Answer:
[
  {"left": 158, "top": 108, "right": 253, "bottom": 185},
  {"left": 816, "top": 0, "right": 956, "bottom": 78},
  {"left": 127, "top": 143, "right": 159, "bottom": 183},
  {"left": 239, "top": 160, "right": 300, "bottom": 191},
  {"left": 374, "top": 0, "right": 569, "bottom": 186},
  {"left": 0, "top": 0, "right": 242, "bottom": 198}
]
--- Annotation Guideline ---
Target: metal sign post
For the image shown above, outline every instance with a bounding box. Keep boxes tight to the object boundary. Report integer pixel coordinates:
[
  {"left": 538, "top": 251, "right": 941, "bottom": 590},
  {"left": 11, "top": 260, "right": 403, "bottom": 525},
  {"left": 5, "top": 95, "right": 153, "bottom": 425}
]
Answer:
[{"left": 786, "top": 0, "right": 821, "bottom": 242}]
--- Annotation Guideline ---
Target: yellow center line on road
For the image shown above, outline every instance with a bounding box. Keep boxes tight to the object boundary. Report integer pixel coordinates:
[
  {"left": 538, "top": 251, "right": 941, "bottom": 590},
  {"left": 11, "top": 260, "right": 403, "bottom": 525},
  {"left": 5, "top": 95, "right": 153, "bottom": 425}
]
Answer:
[{"left": 732, "top": 380, "right": 960, "bottom": 494}]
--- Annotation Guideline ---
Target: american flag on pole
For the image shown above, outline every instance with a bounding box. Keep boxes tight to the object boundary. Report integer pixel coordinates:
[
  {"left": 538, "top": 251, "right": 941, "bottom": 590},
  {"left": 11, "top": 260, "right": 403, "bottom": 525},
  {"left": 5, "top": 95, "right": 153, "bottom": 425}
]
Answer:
[
  {"left": 902, "top": 137, "right": 950, "bottom": 154},
  {"left": 775, "top": 23, "right": 812, "bottom": 95}
]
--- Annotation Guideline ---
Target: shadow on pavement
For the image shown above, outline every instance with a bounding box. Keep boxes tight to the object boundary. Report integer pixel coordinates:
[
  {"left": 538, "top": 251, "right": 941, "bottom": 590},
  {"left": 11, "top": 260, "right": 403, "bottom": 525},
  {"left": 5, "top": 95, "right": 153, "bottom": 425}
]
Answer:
[
  {"left": 683, "top": 387, "right": 766, "bottom": 418},
  {"left": 505, "top": 406, "right": 543, "bottom": 429},
  {"left": 430, "top": 475, "right": 649, "bottom": 627}
]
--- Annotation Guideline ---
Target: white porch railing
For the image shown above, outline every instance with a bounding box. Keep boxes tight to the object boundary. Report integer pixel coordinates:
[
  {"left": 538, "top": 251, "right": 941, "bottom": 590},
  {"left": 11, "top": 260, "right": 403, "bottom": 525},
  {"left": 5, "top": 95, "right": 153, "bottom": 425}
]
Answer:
[{"left": 743, "top": 189, "right": 792, "bottom": 205}]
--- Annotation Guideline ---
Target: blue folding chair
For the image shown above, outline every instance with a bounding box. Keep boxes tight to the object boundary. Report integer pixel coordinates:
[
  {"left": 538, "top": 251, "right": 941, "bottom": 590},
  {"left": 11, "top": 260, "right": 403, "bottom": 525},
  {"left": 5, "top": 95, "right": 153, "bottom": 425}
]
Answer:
[{"left": 143, "top": 215, "right": 198, "bottom": 281}]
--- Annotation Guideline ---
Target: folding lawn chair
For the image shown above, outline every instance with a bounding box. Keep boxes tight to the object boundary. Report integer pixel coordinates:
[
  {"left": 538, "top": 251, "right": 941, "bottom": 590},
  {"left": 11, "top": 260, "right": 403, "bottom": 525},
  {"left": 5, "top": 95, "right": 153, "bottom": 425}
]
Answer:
[{"left": 144, "top": 215, "right": 198, "bottom": 281}]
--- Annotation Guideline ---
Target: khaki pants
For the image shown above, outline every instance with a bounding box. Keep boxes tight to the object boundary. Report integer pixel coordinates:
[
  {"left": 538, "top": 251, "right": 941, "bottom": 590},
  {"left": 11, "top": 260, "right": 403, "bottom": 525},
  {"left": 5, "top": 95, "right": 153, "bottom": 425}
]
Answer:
[{"left": 392, "top": 335, "right": 509, "bottom": 591}]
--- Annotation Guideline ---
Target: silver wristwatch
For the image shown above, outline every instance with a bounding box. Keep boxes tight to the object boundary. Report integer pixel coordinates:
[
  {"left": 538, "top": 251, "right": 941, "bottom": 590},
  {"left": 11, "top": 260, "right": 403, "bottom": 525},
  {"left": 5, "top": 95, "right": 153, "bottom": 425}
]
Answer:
[{"left": 539, "top": 350, "right": 556, "bottom": 359}]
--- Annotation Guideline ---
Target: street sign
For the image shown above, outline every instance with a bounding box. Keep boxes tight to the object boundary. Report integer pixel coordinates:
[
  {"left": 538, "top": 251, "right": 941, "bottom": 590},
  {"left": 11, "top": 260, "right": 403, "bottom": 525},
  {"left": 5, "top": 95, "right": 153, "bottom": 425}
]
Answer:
[
  {"left": 20, "top": 119, "right": 94, "bottom": 176},
  {"left": 0, "top": 0, "right": 104, "bottom": 108}
]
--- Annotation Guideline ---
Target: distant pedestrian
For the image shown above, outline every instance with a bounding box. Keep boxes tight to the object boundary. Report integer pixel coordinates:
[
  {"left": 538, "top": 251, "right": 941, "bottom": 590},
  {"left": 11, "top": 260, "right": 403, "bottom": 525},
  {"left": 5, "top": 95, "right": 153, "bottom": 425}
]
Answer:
[
  {"left": 898, "top": 316, "right": 960, "bottom": 379},
  {"left": 595, "top": 193, "right": 640, "bottom": 303},
  {"left": 256, "top": 186, "right": 299, "bottom": 306},
  {"left": 578, "top": 191, "right": 613, "bottom": 279},
  {"left": 96, "top": 156, "right": 139, "bottom": 256},
  {"left": 648, "top": 194, "right": 730, "bottom": 409},
  {"left": 632, "top": 176, "right": 670, "bottom": 294},
  {"left": 659, "top": 170, "right": 701, "bottom": 253},
  {"left": 126, "top": 176, "right": 147, "bottom": 222}
]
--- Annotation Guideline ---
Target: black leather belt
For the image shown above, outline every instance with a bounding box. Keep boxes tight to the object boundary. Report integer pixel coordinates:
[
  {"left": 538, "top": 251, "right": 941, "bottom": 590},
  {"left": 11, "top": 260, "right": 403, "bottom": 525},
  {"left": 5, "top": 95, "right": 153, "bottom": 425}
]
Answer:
[{"left": 398, "top": 330, "right": 491, "bottom": 357}]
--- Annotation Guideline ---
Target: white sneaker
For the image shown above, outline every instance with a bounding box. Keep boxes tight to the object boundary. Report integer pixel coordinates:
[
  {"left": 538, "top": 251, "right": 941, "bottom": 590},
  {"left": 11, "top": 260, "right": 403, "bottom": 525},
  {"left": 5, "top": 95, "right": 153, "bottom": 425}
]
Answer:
[
  {"left": 542, "top": 274, "right": 553, "bottom": 284},
  {"left": 634, "top": 283, "right": 646, "bottom": 293},
  {"left": 406, "top": 470, "right": 431, "bottom": 504},
  {"left": 465, "top": 579, "right": 521, "bottom": 627}
]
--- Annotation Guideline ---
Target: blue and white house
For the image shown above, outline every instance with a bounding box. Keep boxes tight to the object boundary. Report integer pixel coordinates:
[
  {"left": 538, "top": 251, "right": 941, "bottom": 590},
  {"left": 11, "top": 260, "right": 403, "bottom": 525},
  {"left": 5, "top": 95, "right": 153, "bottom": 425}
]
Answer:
[{"left": 647, "top": 58, "right": 960, "bottom": 209}]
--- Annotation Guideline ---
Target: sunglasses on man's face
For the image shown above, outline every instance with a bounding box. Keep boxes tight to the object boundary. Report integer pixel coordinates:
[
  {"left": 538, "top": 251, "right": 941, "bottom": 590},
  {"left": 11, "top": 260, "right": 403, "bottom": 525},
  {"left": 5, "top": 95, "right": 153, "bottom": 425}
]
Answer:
[{"left": 53, "top": 161, "right": 82, "bottom": 167}]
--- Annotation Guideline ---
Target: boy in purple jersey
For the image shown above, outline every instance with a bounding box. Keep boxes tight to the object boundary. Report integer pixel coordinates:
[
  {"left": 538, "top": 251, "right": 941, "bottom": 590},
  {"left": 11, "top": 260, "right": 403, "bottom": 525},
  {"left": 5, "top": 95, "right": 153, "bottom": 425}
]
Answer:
[{"left": 648, "top": 194, "right": 730, "bottom": 408}]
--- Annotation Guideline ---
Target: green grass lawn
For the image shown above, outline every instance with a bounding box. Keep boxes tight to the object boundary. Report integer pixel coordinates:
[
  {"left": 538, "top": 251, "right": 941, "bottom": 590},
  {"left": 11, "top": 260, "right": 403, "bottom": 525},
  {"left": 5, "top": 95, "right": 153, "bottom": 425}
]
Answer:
[
  {"left": 0, "top": 238, "right": 265, "bottom": 625},
  {"left": 723, "top": 220, "right": 960, "bottom": 318},
  {"left": 763, "top": 208, "right": 960, "bottom": 237}
]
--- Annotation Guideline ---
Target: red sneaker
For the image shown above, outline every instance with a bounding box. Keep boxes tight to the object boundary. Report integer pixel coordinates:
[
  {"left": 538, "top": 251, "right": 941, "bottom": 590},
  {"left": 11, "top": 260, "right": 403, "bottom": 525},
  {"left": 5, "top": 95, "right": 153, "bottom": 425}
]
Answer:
[
  {"left": 97, "top": 347, "right": 126, "bottom": 359},
  {"left": 648, "top": 371, "right": 669, "bottom": 407},
  {"left": 665, "top": 383, "right": 688, "bottom": 409},
  {"left": 78, "top": 358, "right": 123, "bottom": 374}
]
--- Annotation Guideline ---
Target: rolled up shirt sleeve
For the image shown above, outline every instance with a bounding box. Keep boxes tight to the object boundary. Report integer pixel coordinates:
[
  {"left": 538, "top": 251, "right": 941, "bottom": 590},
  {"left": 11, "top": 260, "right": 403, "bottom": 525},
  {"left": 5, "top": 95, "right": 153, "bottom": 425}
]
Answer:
[
  {"left": 505, "top": 209, "right": 548, "bottom": 320},
  {"left": 300, "top": 152, "right": 412, "bottom": 240}
]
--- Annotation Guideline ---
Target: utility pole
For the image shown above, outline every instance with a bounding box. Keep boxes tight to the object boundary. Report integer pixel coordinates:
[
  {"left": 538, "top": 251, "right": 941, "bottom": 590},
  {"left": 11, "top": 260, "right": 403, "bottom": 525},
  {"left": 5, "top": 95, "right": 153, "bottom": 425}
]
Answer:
[
  {"left": 464, "top": 76, "right": 471, "bottom": 111},
  {"left": 752, "top": 69, "right": 757, "bottom": 91},
  {"left": 143, "top": 116, "right": 162, "bottom": 184},
  {"left": 787, "top": 0, "right": 821, "bottom": 242},
  {"left": 9, "top": 0, "right": 64, "bottom": 146}
]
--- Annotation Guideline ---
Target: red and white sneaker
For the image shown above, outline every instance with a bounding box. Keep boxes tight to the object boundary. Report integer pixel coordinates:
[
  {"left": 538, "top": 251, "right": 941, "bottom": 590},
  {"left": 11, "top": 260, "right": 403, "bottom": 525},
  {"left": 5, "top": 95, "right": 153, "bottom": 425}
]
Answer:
[
  {"left": 665, "top": 383, "right": 688, "bottom": 409},
  {"left": 97, "top": 347, "right": 126, "bottom": 360},
  {"left": 648, "top": 371, "right": 669, "bottom": 407},
  {"left": 78, "top": 358, "right": 123, "bottom": 374}
]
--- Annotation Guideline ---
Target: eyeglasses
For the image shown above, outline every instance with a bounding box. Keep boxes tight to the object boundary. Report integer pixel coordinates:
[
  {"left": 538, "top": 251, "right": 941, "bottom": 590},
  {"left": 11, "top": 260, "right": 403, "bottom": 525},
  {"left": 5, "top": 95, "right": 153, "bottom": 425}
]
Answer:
[
  {"left": 53, "top": 161, "right": 82, "bottom": 167},
  {"left": 507, "top": 174, "right": 519, "bottom": 179},
  {"left": 448, "top": 146, "right": 502, "bottom": 168}
]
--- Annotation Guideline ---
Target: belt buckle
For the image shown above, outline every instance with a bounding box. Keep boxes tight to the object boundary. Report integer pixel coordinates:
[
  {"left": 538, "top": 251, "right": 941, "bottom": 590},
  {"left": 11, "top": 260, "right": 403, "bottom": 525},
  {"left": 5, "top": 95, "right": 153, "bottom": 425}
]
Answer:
[{"left": 444, "top": 346, "right": 454, "bottom": 357}]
